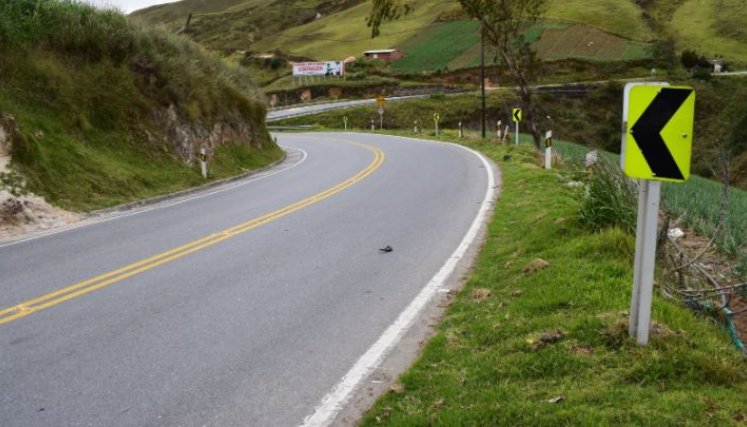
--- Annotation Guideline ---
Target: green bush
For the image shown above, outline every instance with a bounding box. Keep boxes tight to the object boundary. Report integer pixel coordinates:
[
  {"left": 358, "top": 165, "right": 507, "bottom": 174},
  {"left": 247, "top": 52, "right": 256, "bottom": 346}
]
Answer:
[{"left": 577, "top": 156, "right": 638, "bottom": 234}]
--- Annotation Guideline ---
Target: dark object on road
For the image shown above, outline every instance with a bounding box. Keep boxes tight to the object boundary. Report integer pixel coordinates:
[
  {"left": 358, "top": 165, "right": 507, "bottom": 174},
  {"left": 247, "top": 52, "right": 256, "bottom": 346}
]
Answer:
[
  {"left": 503, "top": 155, "right": 511, "bottom": 161},
  {"left": 379, "top": 245, "right": 393, "bottom": 253}
]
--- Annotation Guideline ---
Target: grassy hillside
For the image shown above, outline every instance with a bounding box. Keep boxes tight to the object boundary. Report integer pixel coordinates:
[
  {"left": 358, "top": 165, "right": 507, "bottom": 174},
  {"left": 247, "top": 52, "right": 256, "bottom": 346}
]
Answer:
[
  {"left": 253, "top": 0, "right": 460, "bottom": 60},
  {"left": 0, "top": 0, "right": 280, "bottom": 211},
  {"left": 672, "top": 0, "right": 747, "bottom": 63},
  {"left": 133, "top": 0, "right": 365, "bottom": 52},
  {"left": 136, "top": 0, "right": 747, "bottom": 73}
]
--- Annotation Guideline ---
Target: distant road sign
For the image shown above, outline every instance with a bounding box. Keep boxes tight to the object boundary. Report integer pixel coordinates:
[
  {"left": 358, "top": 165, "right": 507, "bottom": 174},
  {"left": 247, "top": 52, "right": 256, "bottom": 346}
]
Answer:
[
  {"left": 376, "top": 96, "right": 386, "bottom": 108},
  {"left": 377, "top": 108, "right": 384, "bottom": 116},
  {"left": 512, "top": 108, "right": 522, "bottom": 123},
  {"left": 433, "top": 112, "right": 440, "bottom": 122},
  {"left": 624, "top": 85, "right": 695, "bottom": 182}
]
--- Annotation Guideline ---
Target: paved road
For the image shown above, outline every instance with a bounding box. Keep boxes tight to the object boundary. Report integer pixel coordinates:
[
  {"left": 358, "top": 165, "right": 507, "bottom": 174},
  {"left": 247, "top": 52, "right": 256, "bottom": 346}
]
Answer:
[
  {"left": 266, "top": 96, "right": 428, "bottom": 122},
  {"left": 0, "top": 133, "right": 492, "bottom": 426}
]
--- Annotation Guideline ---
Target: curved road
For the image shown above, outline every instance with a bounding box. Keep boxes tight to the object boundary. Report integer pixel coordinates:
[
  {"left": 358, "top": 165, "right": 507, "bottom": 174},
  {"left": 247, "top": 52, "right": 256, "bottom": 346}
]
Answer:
[{"left": 0, "top": 133, "right": 493, "bottom": 426}]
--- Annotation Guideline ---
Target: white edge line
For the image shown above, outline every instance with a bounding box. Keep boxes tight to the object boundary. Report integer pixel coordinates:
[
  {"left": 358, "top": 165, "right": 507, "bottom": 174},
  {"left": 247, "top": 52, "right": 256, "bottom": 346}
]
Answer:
[
  {"left": 300, "top": 136, "right": 496, "bottom": 427},
  {"left": 0, "top": 147, "right": 308, "bottom": 249}
]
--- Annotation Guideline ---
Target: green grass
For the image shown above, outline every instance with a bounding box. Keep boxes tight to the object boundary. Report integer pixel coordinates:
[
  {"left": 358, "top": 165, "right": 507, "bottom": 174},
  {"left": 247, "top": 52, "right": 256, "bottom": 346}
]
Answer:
[
  {"left": 253, "top": 0, "right": 460, "bottom": 61},
  {"left": 533, "top": 24, "right": 652, "bottom": 62},
  {"left": 1, "top": 0, "right": 279, "bottom": 211},
  {"left": 392, "top": 20, "right": 479, "bottom": 73},
  {"left": 672, "top": 0, "right": 747, "bottom": 63},
  {"left": 545, "top": 0, "right": 652, "bottom": 41},
  {"left": 356, "top": 138, "right": 747, "bottom": 425}
]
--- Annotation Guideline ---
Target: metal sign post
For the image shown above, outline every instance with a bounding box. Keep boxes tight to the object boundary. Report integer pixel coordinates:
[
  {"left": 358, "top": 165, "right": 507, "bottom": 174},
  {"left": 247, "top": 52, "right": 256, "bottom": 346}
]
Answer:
[
  {"left": 378, "top": 108, "right": 384, "bottom": 130},
  {"left": 629, "top": 179, "right": 661, "bottom": 345},
  {"left": 623, "top": 82, "right": 695, "bottom": 346}
]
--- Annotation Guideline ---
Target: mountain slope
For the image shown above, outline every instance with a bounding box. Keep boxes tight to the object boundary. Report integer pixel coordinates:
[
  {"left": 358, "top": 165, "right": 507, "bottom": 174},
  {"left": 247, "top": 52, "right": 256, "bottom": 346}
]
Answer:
[{"left": 135, "top": 0, "right": 747, "bottom": 68}]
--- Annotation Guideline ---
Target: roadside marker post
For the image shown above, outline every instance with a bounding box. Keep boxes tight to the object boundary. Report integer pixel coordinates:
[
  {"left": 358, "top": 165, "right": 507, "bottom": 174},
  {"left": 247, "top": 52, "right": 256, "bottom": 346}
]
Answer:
[
  {"left": 623, "top": 82, "right": 695, "bottom": 346},
  {"left": 544, "top": 130, "right": 553, "bottom": 169},
  {"left": 433, "top": 113, "right": 441, "bottom": 137},
  {"left": 458, "top": 121, "right": 464, "bottom": 138},
  {"left": 413, "top": 120, "right": 420, "bottom": 134},
  {"left": 496, "top": 120, "right": 502, "bottom": 141},
  {"left": 370, "top": 119, "right": 375, "bottom": 131},
  {"left": 512, "top": 108, "right": 522, "bottom": 144},
  {"left": 343, "top": 115, "right": 348, "bottom": 131},
  {"left": 199, "top": 147, "right": 208, "bottom": 179}
]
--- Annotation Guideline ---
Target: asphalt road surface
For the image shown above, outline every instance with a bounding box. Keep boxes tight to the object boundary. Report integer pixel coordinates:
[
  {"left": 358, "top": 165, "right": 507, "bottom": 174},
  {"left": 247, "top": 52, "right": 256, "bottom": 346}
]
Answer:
[{"left": 0, "top": 133, "right": 493, "bottom": 426}]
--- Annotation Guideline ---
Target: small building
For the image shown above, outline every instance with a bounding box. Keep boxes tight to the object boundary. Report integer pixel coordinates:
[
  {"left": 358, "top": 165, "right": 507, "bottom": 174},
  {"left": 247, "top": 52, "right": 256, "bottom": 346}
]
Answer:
[{"left": 363, "top": 49, "right": 403, "bottom": 61}]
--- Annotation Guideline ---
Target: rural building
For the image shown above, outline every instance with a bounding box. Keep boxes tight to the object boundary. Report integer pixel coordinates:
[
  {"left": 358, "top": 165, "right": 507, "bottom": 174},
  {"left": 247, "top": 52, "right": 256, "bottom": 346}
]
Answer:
[{"left": 363, "top": 49, "right": 403, "bottom": 61}]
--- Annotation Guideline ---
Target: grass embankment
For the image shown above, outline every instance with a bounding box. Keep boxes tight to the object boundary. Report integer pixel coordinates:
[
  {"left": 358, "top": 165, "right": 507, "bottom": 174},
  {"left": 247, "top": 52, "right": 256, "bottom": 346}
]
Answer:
[
  {"left": 0, "top": 0, "right": 281, "bottom": 211},
  {"left": 353, "top": 136, "right": 747, "bottom": 425}
]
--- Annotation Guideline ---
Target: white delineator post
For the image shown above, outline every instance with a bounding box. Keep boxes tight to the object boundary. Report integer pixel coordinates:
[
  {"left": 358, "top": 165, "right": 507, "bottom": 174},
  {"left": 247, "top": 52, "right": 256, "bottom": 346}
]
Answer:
[
  {"left": 515, "top": 120, "right": 519, "bottom": 145},
  {"left": 496, "top": 120, "right": 502, "bottom": 141},
  {"left": 371, "top": 119, "right": 375, "bottom": 131},
  {"left": 629, "top": 180, "right": 661, "bottom": 345},
  {"left": 458, "top": 121, "right": 463, "bottom": 138},
  {"left": 544, "top": 130, "right": 553, "bottom": 169},
  {"left": 199, "top": 147, "right": 208, "bottom": 179}
]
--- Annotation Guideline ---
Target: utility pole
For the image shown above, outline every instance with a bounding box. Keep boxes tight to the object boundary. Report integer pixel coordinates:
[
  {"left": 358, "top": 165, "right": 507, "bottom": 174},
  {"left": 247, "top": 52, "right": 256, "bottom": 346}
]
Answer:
[{"left": 480, "top": 21, "right": 486, "bottom": 139}]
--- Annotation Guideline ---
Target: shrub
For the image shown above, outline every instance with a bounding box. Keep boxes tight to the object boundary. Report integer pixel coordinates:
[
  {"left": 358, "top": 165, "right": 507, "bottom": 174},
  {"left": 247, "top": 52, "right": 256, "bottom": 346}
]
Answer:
[{"left": 577, "top": 156, "right": 638, "bottom": 234}]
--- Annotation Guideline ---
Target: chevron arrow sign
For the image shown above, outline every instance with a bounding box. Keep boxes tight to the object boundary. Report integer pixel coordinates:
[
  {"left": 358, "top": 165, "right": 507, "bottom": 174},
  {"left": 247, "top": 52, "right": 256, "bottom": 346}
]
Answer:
[{"left": 624, "top": 85, "right": 695, "bottom": 182}]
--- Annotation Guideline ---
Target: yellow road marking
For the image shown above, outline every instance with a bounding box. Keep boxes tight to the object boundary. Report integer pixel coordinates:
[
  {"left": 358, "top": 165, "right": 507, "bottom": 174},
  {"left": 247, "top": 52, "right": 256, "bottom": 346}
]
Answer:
[{"left": 0, "top": 141, "right": 385, "bottom": 326}]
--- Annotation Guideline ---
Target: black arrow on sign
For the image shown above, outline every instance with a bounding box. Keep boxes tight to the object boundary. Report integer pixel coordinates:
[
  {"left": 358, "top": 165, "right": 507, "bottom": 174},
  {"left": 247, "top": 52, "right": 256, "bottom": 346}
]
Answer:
[
  {"left": 513, "top": 109, "right": 521, "bottom": 122},
  {"left": 630, "top": 88, "right": 692, "bottom": 180}
]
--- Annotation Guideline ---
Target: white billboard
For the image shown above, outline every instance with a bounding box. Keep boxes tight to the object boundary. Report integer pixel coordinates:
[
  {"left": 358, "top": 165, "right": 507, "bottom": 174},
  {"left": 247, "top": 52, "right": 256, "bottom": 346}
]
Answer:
[{"left": 292, "top": 61, "right": 345, "bottom": 77}]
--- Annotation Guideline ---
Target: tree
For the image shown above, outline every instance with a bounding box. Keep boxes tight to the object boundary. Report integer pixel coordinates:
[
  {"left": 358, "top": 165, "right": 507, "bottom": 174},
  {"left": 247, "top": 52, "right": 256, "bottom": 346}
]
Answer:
[{"left": 368, "top": 0, "right": 548, "bottom": 148}]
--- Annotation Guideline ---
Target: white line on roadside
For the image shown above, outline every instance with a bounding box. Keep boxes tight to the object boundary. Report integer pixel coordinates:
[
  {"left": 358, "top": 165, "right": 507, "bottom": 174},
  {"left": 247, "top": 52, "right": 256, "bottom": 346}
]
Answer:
[
  {"left": 0, "top": 147, "right": 308, "bottom": 249},
  {"left": 300, "top": 135, "right": 496, "bottom": 427}
]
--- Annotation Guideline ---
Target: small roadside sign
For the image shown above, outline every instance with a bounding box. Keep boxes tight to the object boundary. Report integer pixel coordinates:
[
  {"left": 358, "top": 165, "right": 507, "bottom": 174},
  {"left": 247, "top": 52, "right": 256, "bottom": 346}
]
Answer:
[
  {"left": 624, "top": 85, "right": 695, "bottom": 182},
  {"left": 376, "top": 95, "right": 386, "bottom": 108},
  {"left": 377, "top": 108, "right": 384, "bottom": 116},
  {"left": 433, "top": 112, "right": 440, "bottom": 122},
  {"left": 512, "top": 108, "right": 522, "bottom": 123}
]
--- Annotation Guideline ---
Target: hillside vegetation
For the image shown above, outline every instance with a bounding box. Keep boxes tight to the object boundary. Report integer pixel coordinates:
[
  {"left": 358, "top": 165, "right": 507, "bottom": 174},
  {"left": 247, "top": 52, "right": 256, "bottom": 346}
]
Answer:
[
  {"left": 0, "top": 0, "right": 280, "bottom": 211},
  {"left": 134, "top": 0, "right": 747, "bottom": 71}
]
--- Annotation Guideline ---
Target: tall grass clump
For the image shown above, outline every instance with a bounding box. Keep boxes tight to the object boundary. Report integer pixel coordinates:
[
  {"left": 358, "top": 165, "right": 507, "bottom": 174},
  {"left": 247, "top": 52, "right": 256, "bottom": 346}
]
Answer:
[{"left": 577, "top": 156, "right": 638, "bottom": 234}]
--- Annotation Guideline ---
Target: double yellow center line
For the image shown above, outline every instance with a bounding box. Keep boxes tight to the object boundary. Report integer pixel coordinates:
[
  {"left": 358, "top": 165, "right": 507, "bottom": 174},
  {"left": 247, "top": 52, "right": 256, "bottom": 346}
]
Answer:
[{"left": 0, "top": 141, "right": 385, "bottom": 326}]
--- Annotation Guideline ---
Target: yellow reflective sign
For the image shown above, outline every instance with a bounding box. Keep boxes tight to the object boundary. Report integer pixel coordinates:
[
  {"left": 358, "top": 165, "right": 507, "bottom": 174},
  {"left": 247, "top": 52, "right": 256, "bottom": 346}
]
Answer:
[
  {"left": 512, "top": 108, "right": 522, "bottom": 123},
  {"left": 625, "top": 85, "right": 695, "bottom": 182},
  {"left": 376, "top": 96, "right": 386, "bottom": 107}
]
